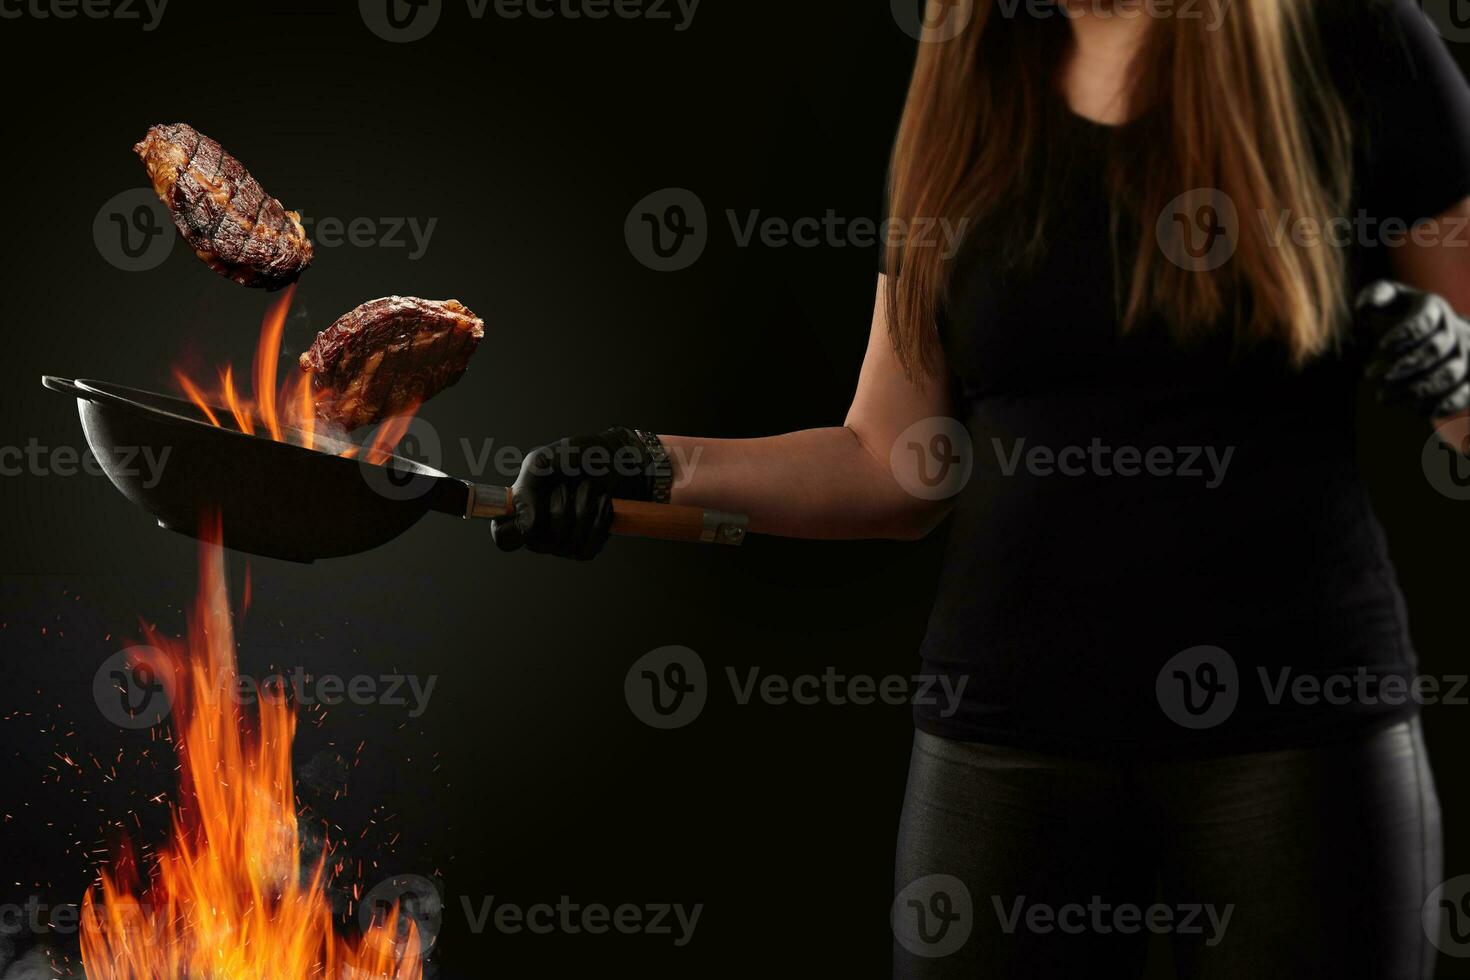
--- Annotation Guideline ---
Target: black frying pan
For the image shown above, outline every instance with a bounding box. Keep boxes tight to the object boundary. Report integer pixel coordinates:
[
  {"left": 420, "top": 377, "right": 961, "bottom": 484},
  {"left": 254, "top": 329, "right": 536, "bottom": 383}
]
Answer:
[{"left": 42, "top": 376, "right": 747, "bottom": 563}]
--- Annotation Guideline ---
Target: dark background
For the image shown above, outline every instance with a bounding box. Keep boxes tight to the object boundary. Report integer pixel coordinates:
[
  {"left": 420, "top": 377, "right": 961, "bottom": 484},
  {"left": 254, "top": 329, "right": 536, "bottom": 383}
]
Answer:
[{"left": 0, "top": 1, "right": 1466, "bottom": 976}]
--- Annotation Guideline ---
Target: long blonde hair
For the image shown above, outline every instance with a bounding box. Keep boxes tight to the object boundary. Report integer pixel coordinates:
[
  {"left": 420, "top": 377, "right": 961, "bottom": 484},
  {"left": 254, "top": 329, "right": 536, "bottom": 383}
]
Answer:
[{"left": 883, "top": 0, "right": 1353, "bottom": 378}]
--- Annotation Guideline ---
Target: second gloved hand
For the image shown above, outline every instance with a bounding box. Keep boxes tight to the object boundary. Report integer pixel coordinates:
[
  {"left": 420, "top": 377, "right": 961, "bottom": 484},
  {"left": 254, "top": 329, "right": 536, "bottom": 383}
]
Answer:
[
  {"left": 490, "top": 427, "right": 656, "bottom": 560},
  {"left": 1359, "top": 280, "right": 1470, "bottom": 419}
]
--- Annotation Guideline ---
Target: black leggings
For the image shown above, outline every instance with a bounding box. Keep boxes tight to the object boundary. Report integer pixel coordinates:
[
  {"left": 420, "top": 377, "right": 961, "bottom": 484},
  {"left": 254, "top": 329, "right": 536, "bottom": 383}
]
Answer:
[{"left": 893, "top": 720, "right": 1442, "bottom": 978}]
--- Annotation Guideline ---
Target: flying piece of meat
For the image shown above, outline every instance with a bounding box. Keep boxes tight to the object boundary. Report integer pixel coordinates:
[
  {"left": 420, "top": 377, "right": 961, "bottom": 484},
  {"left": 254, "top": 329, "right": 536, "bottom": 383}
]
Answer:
[
  {"left": 134, "top": 123, "right": 313, "bottom": 290},
  {"left": 299, "top": 296, "right": 484, "bottom": 431}
]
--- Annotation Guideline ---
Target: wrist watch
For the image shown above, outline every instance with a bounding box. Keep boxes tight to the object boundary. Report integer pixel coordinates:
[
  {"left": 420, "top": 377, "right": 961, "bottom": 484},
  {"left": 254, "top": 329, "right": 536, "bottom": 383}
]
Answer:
[{"left": 634, "top": 429, "right": 673, "bottom": 503}]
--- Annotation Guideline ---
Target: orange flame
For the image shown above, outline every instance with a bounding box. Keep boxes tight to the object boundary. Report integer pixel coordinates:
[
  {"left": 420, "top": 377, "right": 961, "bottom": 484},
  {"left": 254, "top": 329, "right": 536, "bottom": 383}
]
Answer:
[
  {"left": 175, "top": 287, "right": 417, "bottom": 462},
  {"left": 220, "top": 365, "right": 254, "bottom": 437},
  {"left": 172, "top": 371, "right": 220, "bottom": 428},
  {"left": 362, "top": 403, "right": 421, "bottom": 467},
  {"left": 80, "top": 517, "right": 423, "bottom": 979},
  {"left": 253, "top": 288, "right": 289, "bottom": 443}
]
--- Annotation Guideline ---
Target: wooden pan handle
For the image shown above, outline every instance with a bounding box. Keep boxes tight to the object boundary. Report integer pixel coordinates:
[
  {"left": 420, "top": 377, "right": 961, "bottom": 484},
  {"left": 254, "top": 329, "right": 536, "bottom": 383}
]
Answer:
[
  {"left": 463, "top": 484, "right": 747, "bottom": 546},
  {"left": 610, "top": 499, "right": 748, "bottom": 546}
]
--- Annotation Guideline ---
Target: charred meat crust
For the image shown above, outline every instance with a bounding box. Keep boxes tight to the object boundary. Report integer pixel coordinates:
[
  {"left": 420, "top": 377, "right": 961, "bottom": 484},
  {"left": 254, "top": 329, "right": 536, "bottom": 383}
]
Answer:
[
  {"left": 299, "top": 296, "right": 485, "bottom": 431},
  {"left": 133, "top": 123, "right": 313, "bottom": 291}
]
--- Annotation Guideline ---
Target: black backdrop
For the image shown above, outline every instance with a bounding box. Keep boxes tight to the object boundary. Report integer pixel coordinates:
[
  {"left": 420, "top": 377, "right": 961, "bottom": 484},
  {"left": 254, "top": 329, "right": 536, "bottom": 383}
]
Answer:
[{"left": 0, "top": 2, "right": 1466, "bottom": 977}]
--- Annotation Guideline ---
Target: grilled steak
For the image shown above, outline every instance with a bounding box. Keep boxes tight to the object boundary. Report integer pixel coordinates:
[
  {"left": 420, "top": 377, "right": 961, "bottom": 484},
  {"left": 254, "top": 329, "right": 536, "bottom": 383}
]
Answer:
[
  {"left": 134, "top": 123, "right": 313, "bottom": 290},
  {"left": 300, "top": 296, "right": 484, "bottom": 431}
]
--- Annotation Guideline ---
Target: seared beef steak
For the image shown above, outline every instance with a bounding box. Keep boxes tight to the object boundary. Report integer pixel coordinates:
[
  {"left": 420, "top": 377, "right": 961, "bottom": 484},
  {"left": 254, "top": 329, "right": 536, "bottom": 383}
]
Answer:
[
  {"left": 300, "top": 297, "right": 484, "bottom": 431},
  {"left": 134, "top": 123, "right": 313, "bottom": 290}
]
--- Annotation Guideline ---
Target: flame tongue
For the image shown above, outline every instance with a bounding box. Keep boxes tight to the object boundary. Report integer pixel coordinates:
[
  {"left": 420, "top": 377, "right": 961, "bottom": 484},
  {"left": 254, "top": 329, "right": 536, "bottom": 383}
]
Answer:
[
  {"left": 80, "top": 518, "right": 422, "bottom": 979},
  {"left": 253, "top": 288, "right": 290, "bottom": 443},
  {"left": 175, "top": 287, "right": 412, "bottom": 460}
]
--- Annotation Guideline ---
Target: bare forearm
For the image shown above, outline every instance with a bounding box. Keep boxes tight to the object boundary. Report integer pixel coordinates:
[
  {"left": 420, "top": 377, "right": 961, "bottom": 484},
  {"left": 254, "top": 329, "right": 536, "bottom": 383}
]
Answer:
[{"left": 660, "top": 429, "right": 945, "bottom": 540}]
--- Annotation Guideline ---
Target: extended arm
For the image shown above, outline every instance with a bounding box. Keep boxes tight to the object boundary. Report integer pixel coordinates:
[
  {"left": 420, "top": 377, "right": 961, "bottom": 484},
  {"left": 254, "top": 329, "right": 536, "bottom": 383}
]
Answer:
[
  {"left": 660, "top": 277, "right": 952, "bottom": 540},
  {"left": 491, "top": 276, "right": 958, "bottom": 557}
]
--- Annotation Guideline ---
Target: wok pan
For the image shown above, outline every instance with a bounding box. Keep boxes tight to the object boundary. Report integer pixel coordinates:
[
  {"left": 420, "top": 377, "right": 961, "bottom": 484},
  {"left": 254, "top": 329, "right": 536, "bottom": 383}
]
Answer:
[{"left": 42, "top": 376, "right": 748, "bottom": 563}]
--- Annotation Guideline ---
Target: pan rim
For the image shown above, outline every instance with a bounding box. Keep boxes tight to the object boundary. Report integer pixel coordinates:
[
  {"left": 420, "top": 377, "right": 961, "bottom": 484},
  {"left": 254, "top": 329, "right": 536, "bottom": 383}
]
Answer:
[{"left": 64, "top": 376, "right": 451, "bottom": 479}]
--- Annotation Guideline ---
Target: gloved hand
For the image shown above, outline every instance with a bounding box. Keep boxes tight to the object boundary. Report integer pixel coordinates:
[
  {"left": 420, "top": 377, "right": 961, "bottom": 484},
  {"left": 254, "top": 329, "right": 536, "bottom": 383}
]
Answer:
[
  {"left": 490, "top": 427, "right": 656, "bottom": 560},
  {"left": 1359, "top": 280, "right": 1470, "bottom": 419}
]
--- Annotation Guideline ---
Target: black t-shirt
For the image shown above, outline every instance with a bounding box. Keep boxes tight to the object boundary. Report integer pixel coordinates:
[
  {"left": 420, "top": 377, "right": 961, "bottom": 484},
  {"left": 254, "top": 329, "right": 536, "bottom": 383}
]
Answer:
[{"left": 916, "top": 0, "right": 1470, "bottom": 756}]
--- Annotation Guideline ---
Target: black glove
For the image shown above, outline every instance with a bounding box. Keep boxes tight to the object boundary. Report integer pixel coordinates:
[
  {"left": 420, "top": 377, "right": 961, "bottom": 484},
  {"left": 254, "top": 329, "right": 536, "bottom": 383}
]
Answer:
[
  {"left": 1359, "top": 280, "right": 1470, "bottom": 419},
  {"left": 490, "top": 427, "right": 656, "bottom": 560}
]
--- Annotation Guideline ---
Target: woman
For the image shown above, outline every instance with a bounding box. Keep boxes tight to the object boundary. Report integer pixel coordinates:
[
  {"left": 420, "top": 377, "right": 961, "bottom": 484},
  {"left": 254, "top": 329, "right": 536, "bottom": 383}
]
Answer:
[{"left": 493, "top": 0, "right": 1470, "bottom": 974}]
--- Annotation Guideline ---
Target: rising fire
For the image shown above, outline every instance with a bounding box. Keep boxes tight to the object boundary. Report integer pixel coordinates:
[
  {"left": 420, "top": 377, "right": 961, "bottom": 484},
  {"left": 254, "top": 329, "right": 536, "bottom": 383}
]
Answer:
[
  {"left": 79, "top": 518, "right": 423, "bottom": 979},
  {"left": 174, "top": 287, "right": 416, "bottom": 466}
]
